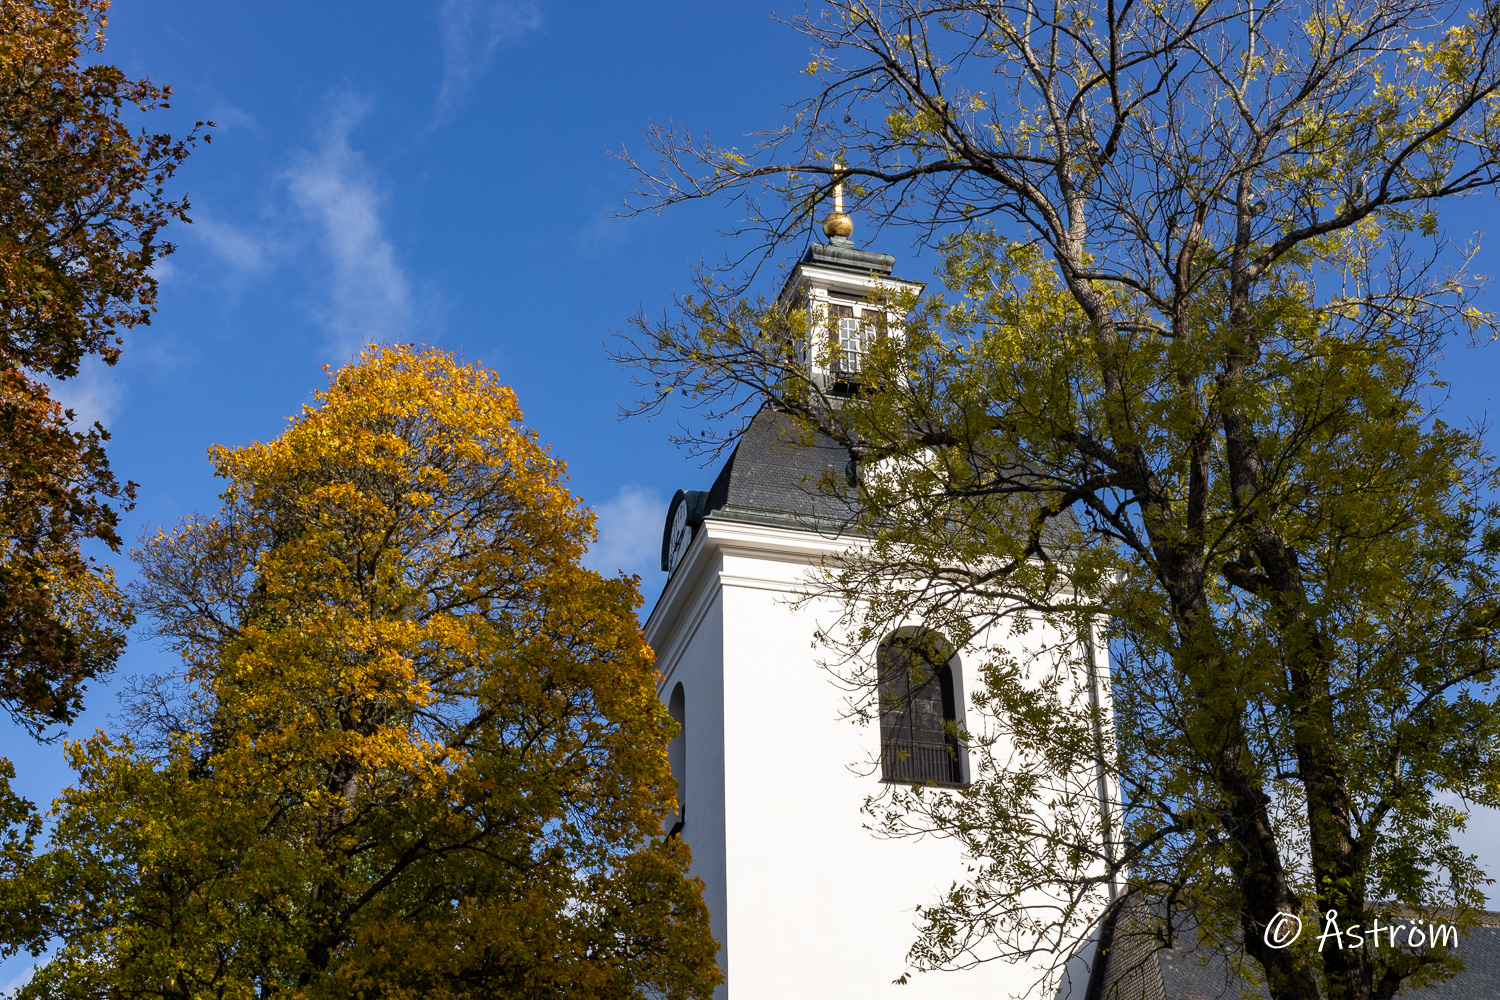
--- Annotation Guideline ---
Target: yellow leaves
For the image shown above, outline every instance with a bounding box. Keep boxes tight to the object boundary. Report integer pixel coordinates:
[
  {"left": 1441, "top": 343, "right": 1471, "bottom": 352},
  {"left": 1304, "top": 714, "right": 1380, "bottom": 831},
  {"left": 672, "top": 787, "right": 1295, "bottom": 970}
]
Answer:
[
  {"left": 48, "top": 343, "right": 721, "bottom": 1000},
  {"left": 1419, "top": 23, "right": 1479, "bottom": 84},
  {"left": 886, "top": 105, "right": 951, "bottom": 148}
]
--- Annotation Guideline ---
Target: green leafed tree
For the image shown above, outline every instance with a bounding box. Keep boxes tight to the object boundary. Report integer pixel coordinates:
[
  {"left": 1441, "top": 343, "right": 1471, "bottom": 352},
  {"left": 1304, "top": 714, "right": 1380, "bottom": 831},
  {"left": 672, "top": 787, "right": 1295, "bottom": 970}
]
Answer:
[
  {"left": 617, "top": 2, "right": 1500, "bottom": 998},
  {"left": 6, "top": 346, "right": 721, "bottom": 1000}
]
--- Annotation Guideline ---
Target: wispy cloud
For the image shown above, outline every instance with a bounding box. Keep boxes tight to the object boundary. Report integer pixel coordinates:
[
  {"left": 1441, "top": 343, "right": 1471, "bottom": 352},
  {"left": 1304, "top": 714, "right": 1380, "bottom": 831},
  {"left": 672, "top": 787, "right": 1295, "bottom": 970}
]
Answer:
[
  {"left": 574, "top": 212, "right": 630, "bottom": 258},
  {"left": 148, "top": 257, "right": 178, "bottom": 286},
  {"left": 50, "top": 357, "right": 126, "bottom": 431},
  {"left": 284, "top": 95, "right": 413, "bottom": 353},
  {"left": 1, "top": 955, "right": 41, "bottom": 996},
  {"left": 191, "top": 212, "right": 274, "bottom": 276},
  {"left": 435, "top": 0, "right": 543, "bottom": 120},
  {"left": 205, "top": 103, "right": 259, "bottom": 135},
  {"left": 584, "top": 485, "right": 666, "bottom": 581}
]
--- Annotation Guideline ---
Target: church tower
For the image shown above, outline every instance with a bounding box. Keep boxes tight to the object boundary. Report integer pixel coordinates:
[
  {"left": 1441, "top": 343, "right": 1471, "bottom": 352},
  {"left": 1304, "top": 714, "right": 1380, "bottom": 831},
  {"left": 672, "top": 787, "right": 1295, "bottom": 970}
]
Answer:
[{"left": 646, "top": 200, "right": 1101, "bottom": 999}]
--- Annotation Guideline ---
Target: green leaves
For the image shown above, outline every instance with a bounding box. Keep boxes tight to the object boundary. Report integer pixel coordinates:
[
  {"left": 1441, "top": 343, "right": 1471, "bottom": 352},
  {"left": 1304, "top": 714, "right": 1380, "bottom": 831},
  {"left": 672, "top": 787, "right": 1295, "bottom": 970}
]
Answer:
[
  {"left": 15, "top": 347, "right": 721, "bottom": 1000},
  {"left": 610, "top": 0, "right": 1500, "bottom": 994}
]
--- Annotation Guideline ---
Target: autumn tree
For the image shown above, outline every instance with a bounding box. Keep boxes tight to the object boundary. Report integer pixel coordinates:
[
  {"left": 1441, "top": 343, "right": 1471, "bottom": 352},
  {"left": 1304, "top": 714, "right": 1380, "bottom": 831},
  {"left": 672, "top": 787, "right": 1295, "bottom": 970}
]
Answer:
[
  {"left": 618, "top": 2, "right": 1500, "bottom": 998},
  {"left": 0, "top": 0, "right": 201, "bottom": 731},
  {"left": 10, "top": 346, "right": 720, "bottom": 1000}
]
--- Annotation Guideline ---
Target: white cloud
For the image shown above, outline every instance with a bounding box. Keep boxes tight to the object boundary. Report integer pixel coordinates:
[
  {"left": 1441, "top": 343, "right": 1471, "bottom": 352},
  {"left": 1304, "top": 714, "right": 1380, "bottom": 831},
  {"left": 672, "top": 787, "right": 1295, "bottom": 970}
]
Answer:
[
  {"left": 192, "top": 212, "right": 273, "bottom": 276},
  {"left": 435, "top": 0, "right": 543, "bottom": 119},
  {"left": 49, "top": 357, "right": 126, "bottom": 431},
  {"left": 285, "top": 95, "right": 413, "bottom": 353},
  {"left": 205, "top": 103, "right": 258, "bottom": 135},
  {"left": 574, "top": 212, "right": 629, "bottom": 258},
  {"left": 148, "top": 257, "right": 178, "bottom": 286},
  {"left": 585, "top": 485, "right": 666, "bottom": 580},
  {"left": 0, "top": 956, "right": 40, "bottom": 995}
]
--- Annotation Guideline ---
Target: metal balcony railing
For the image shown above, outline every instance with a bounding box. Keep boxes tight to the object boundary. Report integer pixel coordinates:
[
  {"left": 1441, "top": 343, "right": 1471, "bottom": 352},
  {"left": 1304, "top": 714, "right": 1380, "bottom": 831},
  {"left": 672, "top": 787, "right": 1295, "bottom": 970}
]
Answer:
[{"left": 882, "top": 739, "right": 964, "bottom": 784}]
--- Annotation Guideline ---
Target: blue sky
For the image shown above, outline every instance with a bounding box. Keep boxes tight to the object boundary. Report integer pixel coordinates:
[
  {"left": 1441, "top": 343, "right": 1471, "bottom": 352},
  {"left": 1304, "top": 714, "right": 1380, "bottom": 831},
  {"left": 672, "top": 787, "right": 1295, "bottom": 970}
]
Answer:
[
  {"left": 5, "top": 1, "right": 1500, "bottom": 985},
  {"left": 67, "top": 0, "right": 818, "bottom": 599},
  {"left": 6, "top": 0, "right": 832, "bottom": 926}
]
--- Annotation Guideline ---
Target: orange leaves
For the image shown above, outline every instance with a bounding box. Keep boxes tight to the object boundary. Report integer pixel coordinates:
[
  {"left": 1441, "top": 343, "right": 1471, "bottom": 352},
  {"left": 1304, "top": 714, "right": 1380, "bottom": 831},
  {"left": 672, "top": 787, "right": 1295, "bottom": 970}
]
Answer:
[
  {"left": 0, "top": 367, "right": 132, "bottom": 731},
  {"left": 0, "top": 0, "right": 202, "bottom": 731},
  {"left": 0, "top": 0, "right": 203, "bottom": 378}
]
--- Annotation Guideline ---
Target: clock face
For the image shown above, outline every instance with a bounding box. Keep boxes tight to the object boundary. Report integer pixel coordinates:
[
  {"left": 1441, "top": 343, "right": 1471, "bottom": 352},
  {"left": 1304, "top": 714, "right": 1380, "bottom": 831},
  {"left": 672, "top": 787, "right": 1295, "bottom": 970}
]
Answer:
[{"left": 667, "top": 498, "right": 691, "bottom": 573}]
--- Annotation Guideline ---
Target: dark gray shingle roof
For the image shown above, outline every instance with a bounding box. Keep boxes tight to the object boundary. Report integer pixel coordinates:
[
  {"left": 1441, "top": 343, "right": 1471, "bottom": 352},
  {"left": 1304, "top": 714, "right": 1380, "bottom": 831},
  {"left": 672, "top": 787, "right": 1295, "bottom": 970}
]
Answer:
[
  {"left": 699, "top": 407, "right": 860, "bottom": 532},
  {"left": 658, "top": 407, "right": 859, "bottom": 573},
  {"left": 660, "top": 404, "right": 1087, "bottom": 573}
]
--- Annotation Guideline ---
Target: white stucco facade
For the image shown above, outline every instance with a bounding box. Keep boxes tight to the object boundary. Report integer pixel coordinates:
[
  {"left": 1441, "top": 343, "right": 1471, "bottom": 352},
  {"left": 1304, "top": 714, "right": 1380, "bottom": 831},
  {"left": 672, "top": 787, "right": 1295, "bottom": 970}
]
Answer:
[{"left": 645, "top": 515, "right": 1106, "bottom": 1000}]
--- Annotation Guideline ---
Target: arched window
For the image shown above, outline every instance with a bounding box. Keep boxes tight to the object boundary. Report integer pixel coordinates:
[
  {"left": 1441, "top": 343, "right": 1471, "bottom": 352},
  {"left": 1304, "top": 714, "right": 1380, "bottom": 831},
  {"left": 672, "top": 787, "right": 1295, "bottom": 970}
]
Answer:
[
  {"left": 666, "top": 682, "right": 686, "bottom": 836},
  {"left": 879, "top": 631, "right": 965, "bottom": 785}
]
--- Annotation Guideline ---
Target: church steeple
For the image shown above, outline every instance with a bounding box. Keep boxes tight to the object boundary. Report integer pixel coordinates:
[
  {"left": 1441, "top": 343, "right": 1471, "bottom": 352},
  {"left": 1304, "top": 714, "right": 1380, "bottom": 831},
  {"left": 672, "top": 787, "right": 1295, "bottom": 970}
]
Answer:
[{"left": 643, "top": 199, "right": 1104, "bottom": 1000}]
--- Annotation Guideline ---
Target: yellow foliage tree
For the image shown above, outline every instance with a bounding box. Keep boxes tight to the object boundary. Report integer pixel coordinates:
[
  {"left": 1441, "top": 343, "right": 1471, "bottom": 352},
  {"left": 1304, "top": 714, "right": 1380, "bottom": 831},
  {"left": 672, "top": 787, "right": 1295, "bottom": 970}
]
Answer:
[{"left": 12, "top": 345, "right": 720, "bottom": 1000}]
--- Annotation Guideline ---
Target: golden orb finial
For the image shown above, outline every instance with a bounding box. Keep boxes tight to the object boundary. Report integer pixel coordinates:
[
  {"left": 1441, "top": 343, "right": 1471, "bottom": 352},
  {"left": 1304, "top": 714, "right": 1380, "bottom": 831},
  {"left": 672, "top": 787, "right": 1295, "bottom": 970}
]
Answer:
[
  {"left": 821, "top": 164, "right": 853, "bottom": 240},
  {"left": 821, "top": 211, "right": 854, "bottom": 239}
]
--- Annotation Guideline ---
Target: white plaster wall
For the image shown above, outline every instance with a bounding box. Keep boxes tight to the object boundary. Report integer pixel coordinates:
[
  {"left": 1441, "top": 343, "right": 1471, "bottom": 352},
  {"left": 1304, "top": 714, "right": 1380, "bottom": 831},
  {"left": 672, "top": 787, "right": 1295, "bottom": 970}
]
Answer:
[
  {"left": 647, "top": 521, "right": 1102, "bottom": 1000},
  {"left": 651, "top": 553, "right": 730, "bottom": 987}
]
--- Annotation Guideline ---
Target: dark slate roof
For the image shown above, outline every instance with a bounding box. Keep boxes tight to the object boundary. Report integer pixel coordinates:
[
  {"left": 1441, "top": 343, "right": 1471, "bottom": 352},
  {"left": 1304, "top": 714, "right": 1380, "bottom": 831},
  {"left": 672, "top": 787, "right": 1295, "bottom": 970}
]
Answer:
[
  {"left": 699, "top": 407, "right": 861, "bottom": 533},
  {"left": 1088, "top": 895, "right": 1500, "bottom": 1000},
  {"left": 658, "top": 407, "right": 861, "bottom": 572},
  {"left": 662, "top": 405, "right": 1086, "bottom": 569},
  {"left": 1087, "top": 893, "right": 1167, "bottom": 1000}
]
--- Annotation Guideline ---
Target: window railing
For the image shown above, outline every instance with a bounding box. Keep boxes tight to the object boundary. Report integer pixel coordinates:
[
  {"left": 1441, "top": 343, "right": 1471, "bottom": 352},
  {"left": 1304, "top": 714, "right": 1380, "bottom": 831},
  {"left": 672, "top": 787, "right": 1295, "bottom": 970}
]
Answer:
[{"left": 881, "top": 739, "right": 964, "bottom": 784}]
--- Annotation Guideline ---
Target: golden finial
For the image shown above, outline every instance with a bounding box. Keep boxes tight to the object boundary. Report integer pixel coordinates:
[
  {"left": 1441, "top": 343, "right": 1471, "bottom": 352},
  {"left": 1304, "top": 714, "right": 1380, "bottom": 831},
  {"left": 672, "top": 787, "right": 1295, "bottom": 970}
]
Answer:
[{"left": 821, "top": 164, "right": 853, "bottom": 240}]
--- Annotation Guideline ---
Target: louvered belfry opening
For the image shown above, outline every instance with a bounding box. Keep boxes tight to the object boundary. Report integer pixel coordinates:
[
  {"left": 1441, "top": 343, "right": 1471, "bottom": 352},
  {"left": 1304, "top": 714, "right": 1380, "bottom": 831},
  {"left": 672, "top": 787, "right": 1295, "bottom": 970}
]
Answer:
[{"left": 878, "top": 633, "right": 965, "bottom": 785}]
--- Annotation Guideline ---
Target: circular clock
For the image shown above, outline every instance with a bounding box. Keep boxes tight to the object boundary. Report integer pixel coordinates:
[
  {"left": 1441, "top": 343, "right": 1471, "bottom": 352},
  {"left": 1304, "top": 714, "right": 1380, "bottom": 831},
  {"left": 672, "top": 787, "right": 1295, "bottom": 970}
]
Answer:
[
  {"left": 661, "top": 490, "right": 706, "bottom": 574},
  {"left": 667, "top": 498, "right": 690, "bottom": 572}
]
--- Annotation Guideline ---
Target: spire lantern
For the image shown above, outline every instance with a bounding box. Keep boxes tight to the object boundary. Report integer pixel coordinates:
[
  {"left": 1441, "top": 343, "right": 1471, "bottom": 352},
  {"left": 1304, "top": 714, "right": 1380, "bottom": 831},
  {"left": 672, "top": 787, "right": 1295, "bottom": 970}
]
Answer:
[{"left": 778, "top": 174, "right": 925, "bottom": 398}]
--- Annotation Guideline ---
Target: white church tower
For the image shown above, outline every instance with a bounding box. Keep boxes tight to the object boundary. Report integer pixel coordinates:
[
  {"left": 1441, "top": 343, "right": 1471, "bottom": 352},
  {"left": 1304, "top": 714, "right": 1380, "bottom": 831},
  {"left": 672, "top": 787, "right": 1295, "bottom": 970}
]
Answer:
[{"left": 645, "top": 197, "right": 1104, "bottom": 999}]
